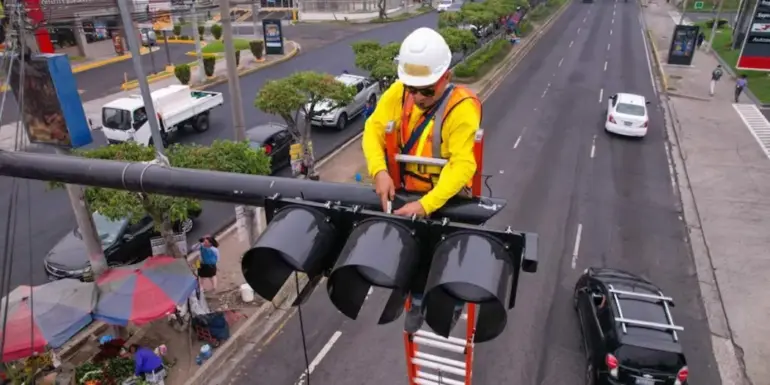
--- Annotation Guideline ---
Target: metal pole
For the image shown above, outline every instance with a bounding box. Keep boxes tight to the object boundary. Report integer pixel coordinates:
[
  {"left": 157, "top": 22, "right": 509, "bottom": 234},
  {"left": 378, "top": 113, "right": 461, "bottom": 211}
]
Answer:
[
  {"left": 117, "top": 0, "right": 168, "bottom": 161},
  {"left": 191, "top": 2, "right": 206, "bottom": 81},
  {"left": 252, "top": 1, "right": 261, "bottom": 37},
  {"left": 678, "top": 0, "right": 688, "bottom": 25},
  {"left": 706, "top": 0, "right": 724, "bottom": 52},
  {"left": 149, "top": 41, "right": 156, "bottom": 73},
  {"left": 163, "top": 31, "right": 172, "bottom": 66},
  {"left": 0, "top": 151, "right": 508, "bottom": 225},
  {"left": 219, "top": 0, "right": 257, "bottom": 244}
]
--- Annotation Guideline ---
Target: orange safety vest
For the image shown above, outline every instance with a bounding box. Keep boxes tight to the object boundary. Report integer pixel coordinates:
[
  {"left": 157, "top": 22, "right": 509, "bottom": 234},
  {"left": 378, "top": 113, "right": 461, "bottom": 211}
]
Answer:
[{"left": 398, "top": 84, "right": 482, "bottom": 192}]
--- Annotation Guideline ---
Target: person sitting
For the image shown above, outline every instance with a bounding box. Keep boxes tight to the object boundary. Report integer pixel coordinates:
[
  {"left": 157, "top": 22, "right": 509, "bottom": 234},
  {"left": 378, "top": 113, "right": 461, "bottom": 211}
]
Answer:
[{"left": 92, "top": 335, "right": 127, "bottom": 363}]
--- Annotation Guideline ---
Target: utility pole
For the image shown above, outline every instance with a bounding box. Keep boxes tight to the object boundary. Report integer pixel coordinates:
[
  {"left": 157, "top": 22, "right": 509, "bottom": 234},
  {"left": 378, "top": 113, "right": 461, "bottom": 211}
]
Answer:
[
  {"left": 117, "top": 0, "right": 168, "bottom": 162},
  {"left": 252, "top": 1, "right": 261, "bottom": 37},
  {"left": 678, "top": 0, "right": 689, "bottom": 24},
  {"left": 706, "top": 0, "right": 725, "bottom": 52},
  {"left": 191, "top": 1, "right": 206, "bottom": 82},
  {"left": 219, "top": 0, "right": 258, "bottom": 245},
  {"left": 16, "top": 9, "right": 107, "bottom": 277}
]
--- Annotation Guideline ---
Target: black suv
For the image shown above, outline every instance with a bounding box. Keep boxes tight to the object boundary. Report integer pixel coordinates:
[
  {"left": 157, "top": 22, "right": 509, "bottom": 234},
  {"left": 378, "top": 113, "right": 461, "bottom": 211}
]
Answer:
[
  {"left": 44, "top": 210, "right": 199, "bottom": 281},
  {"left": 573, "top": 268, "right": 689, "bottom": 385}
]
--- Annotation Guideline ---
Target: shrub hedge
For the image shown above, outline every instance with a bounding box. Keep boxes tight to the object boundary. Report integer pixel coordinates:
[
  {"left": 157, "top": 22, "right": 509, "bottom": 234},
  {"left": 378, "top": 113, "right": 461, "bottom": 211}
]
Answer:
[
  {"left": 454, "top": 39, "right": 510, "bottom": 79},
  {"left": 174, "top": 63, "right": 191, "bottom": 85}
]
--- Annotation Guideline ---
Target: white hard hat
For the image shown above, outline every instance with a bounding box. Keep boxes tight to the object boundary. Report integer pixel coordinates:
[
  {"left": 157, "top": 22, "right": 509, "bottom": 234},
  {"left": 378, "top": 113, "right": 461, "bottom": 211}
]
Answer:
[{"left": 397, "top": 28, "right": 452, "bottom": 87}]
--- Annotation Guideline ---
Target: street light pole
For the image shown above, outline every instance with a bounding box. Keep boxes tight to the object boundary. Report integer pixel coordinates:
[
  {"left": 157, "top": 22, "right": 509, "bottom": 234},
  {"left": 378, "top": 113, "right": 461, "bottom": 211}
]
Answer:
[
  {"left": 219, "top": 0, "right": 257, "bottom": 245},
  {"left": 191, "top": 2, "right": 206, "bottom": 81},
  {"left": 252, "top": 1, "right": 261, "bottom": 37},
  {"left": 706, "top": 0, "right": 725, "bottom": 52},
  {"left": 679, "top": 0, "right": 689, "bottom": 25}
]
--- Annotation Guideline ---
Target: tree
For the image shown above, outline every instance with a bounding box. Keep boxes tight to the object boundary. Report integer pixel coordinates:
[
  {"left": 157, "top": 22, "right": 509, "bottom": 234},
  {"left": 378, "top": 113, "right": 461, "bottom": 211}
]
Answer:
[
  {"left": 351, "top": 40, "right": 400, "bottom": 87},
  {"left": 377, "top": 0, "right": 387, "bottom": 20},
  {"left": 254, "top": 71, "right": 356, "bottom": 179},
  {"left": 439, "top": 28, "right": 478, "bottom": 54},
  {"left": 52, "top": 141, "right": 271, "bottom": 258}
]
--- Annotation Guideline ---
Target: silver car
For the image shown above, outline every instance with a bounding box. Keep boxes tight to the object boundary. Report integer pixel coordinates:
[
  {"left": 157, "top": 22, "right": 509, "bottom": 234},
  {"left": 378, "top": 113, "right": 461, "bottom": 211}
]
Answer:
[{"left": 309, "top": 74, "right": 381, "bottom": 130}]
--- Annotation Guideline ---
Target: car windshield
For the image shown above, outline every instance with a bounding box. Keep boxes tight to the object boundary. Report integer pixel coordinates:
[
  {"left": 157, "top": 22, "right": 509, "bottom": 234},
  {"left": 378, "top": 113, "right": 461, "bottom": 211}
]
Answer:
[
  {"left": 89, "top": 213, "right": 127, "bottom": 247},
  {"left": 102, "top": 107, "right": 131, "bottom": 130},
  {"left": 616, "top": 345, "right": 684, "bottom": 371},
  {"left": 616, "top": 103, "right": 646, "bottom": 116}
]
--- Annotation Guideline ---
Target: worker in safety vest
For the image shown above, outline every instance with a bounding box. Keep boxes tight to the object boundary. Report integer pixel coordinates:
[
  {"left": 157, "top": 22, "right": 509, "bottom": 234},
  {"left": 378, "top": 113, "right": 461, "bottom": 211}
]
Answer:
[
  {"left": 362, "top": 27, "right": 482, "bottom": 333},
  {"left": 362, "top": 27, "right": 482, "bottom": 218}
]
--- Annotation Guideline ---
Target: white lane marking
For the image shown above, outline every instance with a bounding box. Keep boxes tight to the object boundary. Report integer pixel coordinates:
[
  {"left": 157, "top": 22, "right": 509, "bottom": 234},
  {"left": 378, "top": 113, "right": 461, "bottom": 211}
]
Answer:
[
  {"left": 542, "top": 83, "right": 550, "bottom": 98},
  {"left": 590, "top": 135, "right": 596, "bottom": 158},
  {"left": 577, "top": 27, "right": 581, "bottom": 33},
  {"left": 610, "top": 29, "right": 613, "bottom": 35},
  {"left": 663, "top": 142, "right": 677, "bottom": 195},
  {"left": 604, "top": 61, "right": 608, "bottom": 71},
  {"left": 571, "top": 224, "right": 583, "bottom": 269},
  {"left": 613, "top": 10, "right": 616, "bottom": 16},
  {"left": 569, "top": 40, "right": 574, "bottom": 48},
  {"left": 733, "top": 103, "right": 770, "bottom": 160},
  {"left": 513, "top": 135, "right": 522, "bottom": 149},
  {"left": 558, "top": 57, "right": 564, "bottom": 67},
  {"left": 598, "top": 88, "right": 603, "bottom": 103},
  {"left": 583, "top": 16, "right": 587, "bottom": 22},
  {"left": 607, "top": 43, "right": 611, "bottom": 51},
  {"left": 612, "top": 18, "right": 615, "bottom": 24},
  {"left": 295, "top": 331, "right": 343, "bottom": 385},
  {"left": 640, "top": 26, "right": 658, "bottom": 93}
]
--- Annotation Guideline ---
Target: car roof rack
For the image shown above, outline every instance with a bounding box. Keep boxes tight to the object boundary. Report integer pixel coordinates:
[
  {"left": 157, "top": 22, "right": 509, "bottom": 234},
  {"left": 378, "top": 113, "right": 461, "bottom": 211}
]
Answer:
[{"left": 608, "top": 285, "right": 684, "bottom": 342}]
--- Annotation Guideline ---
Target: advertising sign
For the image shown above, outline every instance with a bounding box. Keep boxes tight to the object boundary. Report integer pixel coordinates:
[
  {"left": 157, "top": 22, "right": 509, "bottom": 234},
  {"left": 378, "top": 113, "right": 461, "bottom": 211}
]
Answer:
[
  {"left": 667, "top": 24, "right": 699, "bottom": 66},
  {"left": 262, "top": 19, "right": 285, "bottom": 55},
  {"left": 737, "top": 0, "right": 770, "bottom": 70},
  {"left": 7, "top": 54, "right": 92, "bottom": 148}
]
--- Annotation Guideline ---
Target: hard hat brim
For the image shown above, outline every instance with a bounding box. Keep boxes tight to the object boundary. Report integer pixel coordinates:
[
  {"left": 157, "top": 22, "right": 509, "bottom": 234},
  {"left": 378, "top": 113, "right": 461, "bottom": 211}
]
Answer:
[{"left": 398, "top": 66, "right": 447, "bottom": 88}]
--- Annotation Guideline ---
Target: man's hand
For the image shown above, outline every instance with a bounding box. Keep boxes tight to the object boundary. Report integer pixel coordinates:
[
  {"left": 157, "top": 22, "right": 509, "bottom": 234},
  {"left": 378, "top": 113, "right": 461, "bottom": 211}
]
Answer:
[
  {"left": 374, "top": 171, "right": 396, "bottom": 212},
  {"left": 394, "top": 201, "right": 426, "bottom": 217}
]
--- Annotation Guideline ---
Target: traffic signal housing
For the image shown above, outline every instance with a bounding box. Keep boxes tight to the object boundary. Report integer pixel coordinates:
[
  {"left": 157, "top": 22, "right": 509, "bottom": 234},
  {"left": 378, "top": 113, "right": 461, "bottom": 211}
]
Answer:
[{"left": 241, "top": 195, "right": 538, "bottom": 343}]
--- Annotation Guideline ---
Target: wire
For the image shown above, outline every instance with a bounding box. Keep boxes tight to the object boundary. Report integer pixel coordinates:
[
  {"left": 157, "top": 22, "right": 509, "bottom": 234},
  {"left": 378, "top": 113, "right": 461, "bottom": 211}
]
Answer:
[
  {"left": 294, "top": 272, "right": 312, "bottom": 385},
  {"left": 482, "top": 174, "right": 495, "bottom": 197}
]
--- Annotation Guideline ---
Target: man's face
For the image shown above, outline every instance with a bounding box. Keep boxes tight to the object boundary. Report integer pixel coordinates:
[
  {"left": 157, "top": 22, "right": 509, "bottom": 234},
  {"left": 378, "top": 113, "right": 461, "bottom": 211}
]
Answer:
[{"left": 406, "top": 73, "right": 449, "bottom": 110}]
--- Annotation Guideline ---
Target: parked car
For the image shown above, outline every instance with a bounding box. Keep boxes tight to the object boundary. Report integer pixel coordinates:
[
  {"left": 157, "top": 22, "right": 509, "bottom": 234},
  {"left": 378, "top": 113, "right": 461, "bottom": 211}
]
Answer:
[
  {"left": 604, "top": 93, "right": 650, "bottom": 138},
  {"left": 44, "top": 210, "right": 200, "bottom": 281},
  {"left": 437, "top": 0, "right": 453, "bottom": 11},
  {"left": 573, "top": 267, "right": 689, "bottom": 385},
  {"left": 308, "top": 73, "right": 380, "bottom": 130},
  {"left": 246, "top": 122, "right": 293, "bottom": 174}
]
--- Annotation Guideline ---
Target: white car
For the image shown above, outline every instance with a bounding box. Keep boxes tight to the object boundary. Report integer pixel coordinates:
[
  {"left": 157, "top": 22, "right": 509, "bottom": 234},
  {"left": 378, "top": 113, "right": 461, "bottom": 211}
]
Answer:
[
  {"left": 437, "top": 0, "right": 453, "bottom": 12},
  {"left": 308, "top": 73, "right": 380, "bottom": 130},
  {"left": 604, "top": 93, "right": 650, "bottom": 137}
]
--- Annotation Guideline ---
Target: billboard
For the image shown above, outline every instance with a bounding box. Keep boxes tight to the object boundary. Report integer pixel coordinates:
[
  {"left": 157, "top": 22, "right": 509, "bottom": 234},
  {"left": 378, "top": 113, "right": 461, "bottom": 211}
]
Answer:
[
  {"left": 7, "top": 54, "right": 93, "bottom": 148},
  {"left": 737, "top": 0, "right": 770, "bottom": 70}
]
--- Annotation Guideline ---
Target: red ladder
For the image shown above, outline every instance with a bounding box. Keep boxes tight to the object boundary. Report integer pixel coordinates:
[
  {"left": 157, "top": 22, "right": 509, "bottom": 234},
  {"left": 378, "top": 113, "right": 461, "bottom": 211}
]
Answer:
[{"left": 403, "top": 297, "right": 476, "bottom": 385}]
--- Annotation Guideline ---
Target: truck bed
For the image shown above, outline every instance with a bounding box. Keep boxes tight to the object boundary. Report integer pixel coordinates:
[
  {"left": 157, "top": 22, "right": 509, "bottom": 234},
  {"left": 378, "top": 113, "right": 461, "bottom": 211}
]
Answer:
[{"left": 160, "top": 91, "right": 224, "bottom": 129}]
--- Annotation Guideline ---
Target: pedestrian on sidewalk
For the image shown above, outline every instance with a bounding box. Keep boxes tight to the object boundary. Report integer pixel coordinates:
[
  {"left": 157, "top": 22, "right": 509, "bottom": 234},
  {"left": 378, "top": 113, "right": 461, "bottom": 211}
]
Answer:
[
  {"left": 363, "top": 100, "right": 375, "bottom": 121},
  {"left": 710, "top": 64, "right": 723, "bottom": 96},
  {"left": 735, "top": 74, "right": 748, "bottom": 102},
  {"left": 197, "top": 235, "right": 220, "bottom": 293},
  {"left": 129, "top": 344, "right": 166, "bottom": 385},
  {"left": 696, "top": 32, "right": 705, "bottom": 49}
]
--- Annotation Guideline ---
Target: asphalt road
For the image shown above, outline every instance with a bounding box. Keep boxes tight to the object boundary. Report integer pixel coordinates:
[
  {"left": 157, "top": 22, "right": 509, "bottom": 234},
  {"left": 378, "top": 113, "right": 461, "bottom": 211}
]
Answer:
[
  {"left": 0, "top": 43, "right": 193, "bottom": 125},
  {"left": 221, "top": 2, "right": 722, "bottom": 385},
  {"left": 0, "top": 14, "right": 438, "bottom": 289}
]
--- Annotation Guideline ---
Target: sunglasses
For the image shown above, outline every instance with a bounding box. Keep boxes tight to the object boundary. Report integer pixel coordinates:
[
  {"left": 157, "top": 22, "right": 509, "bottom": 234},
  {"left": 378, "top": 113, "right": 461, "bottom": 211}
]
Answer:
[{"left": 405, "top": 85, "right": 437, "bottom": 97}]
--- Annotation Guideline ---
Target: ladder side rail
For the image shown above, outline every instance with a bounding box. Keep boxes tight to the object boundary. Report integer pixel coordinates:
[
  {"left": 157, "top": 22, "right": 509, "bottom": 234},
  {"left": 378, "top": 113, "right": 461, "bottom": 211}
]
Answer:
[
  {"left": 659, "top": 290, "right": 680, "bottom": 342},
  {"left": 465, "top": 303, "right": 477, "bottom": 385},
  {"left": 404, "top": 297, "right": 419, "bottom": 384},
  {"left": 608, "top": 285, "right": 627, "bottom": 334}
]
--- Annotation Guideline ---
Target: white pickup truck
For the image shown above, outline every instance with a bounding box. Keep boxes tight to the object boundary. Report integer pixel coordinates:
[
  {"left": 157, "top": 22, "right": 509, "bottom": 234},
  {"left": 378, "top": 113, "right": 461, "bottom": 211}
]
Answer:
[{"left": 99, "top": 85, "right": 224, "bottom": 147}]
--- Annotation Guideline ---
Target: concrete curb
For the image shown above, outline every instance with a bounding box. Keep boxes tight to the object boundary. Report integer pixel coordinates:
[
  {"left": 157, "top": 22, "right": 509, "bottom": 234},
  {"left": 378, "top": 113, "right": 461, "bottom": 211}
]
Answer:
[
  {"left": 668, "top": 91, "right": 711, "bottom": 101},
  {"left": 641, "top": 8, "right": 753, "bottom": 385},
  {"left": 184, "top": 273, "right": 310, "bottom": 385},
  {"left": 646, "top": 29, "right": 670, "bottom": 92},
  {"left": 71, "top": 47, "right": 156, "bottom": 74},
  {"left": 119, "top": 41, "right": 299, "bottom": 91}
]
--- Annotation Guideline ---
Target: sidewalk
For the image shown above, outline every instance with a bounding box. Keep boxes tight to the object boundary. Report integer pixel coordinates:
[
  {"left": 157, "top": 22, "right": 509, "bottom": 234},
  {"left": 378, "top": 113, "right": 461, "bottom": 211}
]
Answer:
[
  {"left": 645, "top": 3, "right": 770, "bottom": 385},
  {"left": 0, "top": 41, "right": 299, "bottom": 152}
]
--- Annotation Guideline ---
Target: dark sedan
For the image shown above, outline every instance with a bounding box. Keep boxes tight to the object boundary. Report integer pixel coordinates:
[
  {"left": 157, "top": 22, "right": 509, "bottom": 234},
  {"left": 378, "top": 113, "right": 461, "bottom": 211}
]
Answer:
[
  {"left": 246, "top": 122, "right": 294, "bottom": 174},
  {"left": 44, "top": 211, "right": 198, "bottom": 281}
]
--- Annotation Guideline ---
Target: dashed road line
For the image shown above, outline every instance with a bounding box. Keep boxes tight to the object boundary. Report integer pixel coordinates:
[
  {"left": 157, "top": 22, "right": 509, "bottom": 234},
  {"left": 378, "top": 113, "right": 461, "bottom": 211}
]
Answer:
[
  {"left": 542, "top": 82, "right": 551, "bottom": 98},
  {"left": 583, "top": 16, "right": 587, "bottom": 22},
  {"left": 513, "top": 135, "right": 522, "bottom": 149},
  {"left": 607, "top": 43, "right": 611, "bottom": 51},
  {"left": 604, "top": 61, "right": 608, "bottom": 71},
  {"left": 577, "top": 27, "right": 581, "bottom": 33},
  {"left": 571, "top": 223, "right": 583, "bottom": 269},
  {"left": 569, "top": 40, "right": 574, "bottom": 48},
  {"left": 663, "top": 141, "right": 677, "bottom": 195},
  {"left": 295, "top": 331, "right": 343, "bottom": 385},
  {"left": 598, "top": 88, "right": 604, "bottom": 103},
  {"left": 590, "top": 135, "right": 597, "bottom": 158},
  {"left": 558, "top": 57, "right": 564, "bottom": 67},
  {"left": 610, "top": 29, "right": 613, "bottom": 35},
  {"left": 612, "top": 18, "right": 615, "bottom": 24}
]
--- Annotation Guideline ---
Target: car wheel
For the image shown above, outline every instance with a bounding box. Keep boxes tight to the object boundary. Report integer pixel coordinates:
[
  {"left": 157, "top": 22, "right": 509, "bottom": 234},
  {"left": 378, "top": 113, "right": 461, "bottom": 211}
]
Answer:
[
  {"left": 585, "top": 361, "right": 595, "bottom": 385},
  {"left": 336, "top": 113, "right": 348, "bottom": 131},
  {"left": 194, "top": 114, "right": 210, "bottom": 133},
  {"left": 178, "top": 218, "right": 194, "bottom": 234},
  {"left": 573, "top": 291, "right": 579, "bottom": 310}
]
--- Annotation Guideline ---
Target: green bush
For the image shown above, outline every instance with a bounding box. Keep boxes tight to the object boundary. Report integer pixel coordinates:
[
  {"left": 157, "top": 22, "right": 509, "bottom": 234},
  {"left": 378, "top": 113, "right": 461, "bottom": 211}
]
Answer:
[
  {"left": 518, "top": 20, "right": 533, "bottom": 36},
  {"left": 174, "top": 63, "right": 192, "bottom": 85},
  {"left": 250, "top": 40, "right": 264, "bottom": 59},
  {"left": 211, "top": 24, "right": 223, "bottom": 40},
  {"left": 454, "top": 39, "right": 510, "bottom": 79},
  {"left": 179, "top": 35, "right": 190, "bottom": 40},
  {"left": 173, "top": 24, "right": 182, "bottom": 37},
  {"left": 704, "top": 18, "right": 729, "bottom": 29},
  {"left": 198, "top": 25, "right": 205, "bottom": 36},
  {"left": 203, "top": 57, "right": 216, "bottom": 77},
  {"left": 235, "top": 50, "right": 241, "bottom": 66}
]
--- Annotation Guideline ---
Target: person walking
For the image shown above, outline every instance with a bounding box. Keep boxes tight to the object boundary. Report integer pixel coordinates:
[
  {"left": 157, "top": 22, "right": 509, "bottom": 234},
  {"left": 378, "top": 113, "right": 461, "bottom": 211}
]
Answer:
[
  {"left": 710, "top": 64, "right": 723, "bottom": 96},
  {"left": 197, "top": 235, "right": 220, "bottom": 293},
  {"left": 735, "top": 74, "right": 748, "bottom": 102},
  {"left": 696, "top": 32, "right": 705, "bottom": 49},
  {"left": 129, "top": 344, "right": 166, "bottom": 385}
]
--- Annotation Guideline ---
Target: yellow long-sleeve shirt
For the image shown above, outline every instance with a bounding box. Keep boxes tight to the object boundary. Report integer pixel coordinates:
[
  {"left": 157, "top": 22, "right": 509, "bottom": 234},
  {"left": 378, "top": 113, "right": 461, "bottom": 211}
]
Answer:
[{"left": 362, "top": 81, "right": 481, "bottom": 215}]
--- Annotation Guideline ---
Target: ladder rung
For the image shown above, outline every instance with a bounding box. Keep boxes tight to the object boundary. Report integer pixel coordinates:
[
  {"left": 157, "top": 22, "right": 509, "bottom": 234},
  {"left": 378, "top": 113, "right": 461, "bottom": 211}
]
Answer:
[
  {"left": 415, "top": 330, "right": 467, "bottom": 346},
  {"left": 413, "top": 336, "right": 466, "bottom": 354},
  {"left": 394, "top": 154, "right": 448, "bottom": 167},
  {"left": 609, "top": 288, "right": 674, "bottom": 302},
  {"left": 412, "top": 358, "right": 466, "bottom": 377},
  {"left": 417, "top": 371, "right": 465, "bottom": 385},
  {"left": 415, "top": 351, "right": 466, "bottom": 369},
  {"left": 414, "top": 379, "right": 440, "bottom": 385}
]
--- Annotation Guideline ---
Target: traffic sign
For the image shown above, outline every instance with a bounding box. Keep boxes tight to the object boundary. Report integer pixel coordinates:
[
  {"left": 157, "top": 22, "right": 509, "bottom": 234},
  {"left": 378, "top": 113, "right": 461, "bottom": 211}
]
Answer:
[{"left": 694, "top": 1, "right": 704, "bottom": 9}]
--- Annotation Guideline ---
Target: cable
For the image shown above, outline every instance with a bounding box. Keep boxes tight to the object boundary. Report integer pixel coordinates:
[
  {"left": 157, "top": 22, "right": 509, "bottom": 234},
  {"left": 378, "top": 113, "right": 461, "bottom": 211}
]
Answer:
[
  {"left": 482, "top": 174, "right": 495, "bottom": 197},
  {"left": 294, "top": 272, "right": 313, "bottom": 385}
]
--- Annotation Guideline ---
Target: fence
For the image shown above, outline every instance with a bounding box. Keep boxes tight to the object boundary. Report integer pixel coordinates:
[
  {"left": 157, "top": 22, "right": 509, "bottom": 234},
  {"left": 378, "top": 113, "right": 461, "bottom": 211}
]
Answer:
[{"left": 300, "top": 0, "right": 403, "bottom": 13}]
